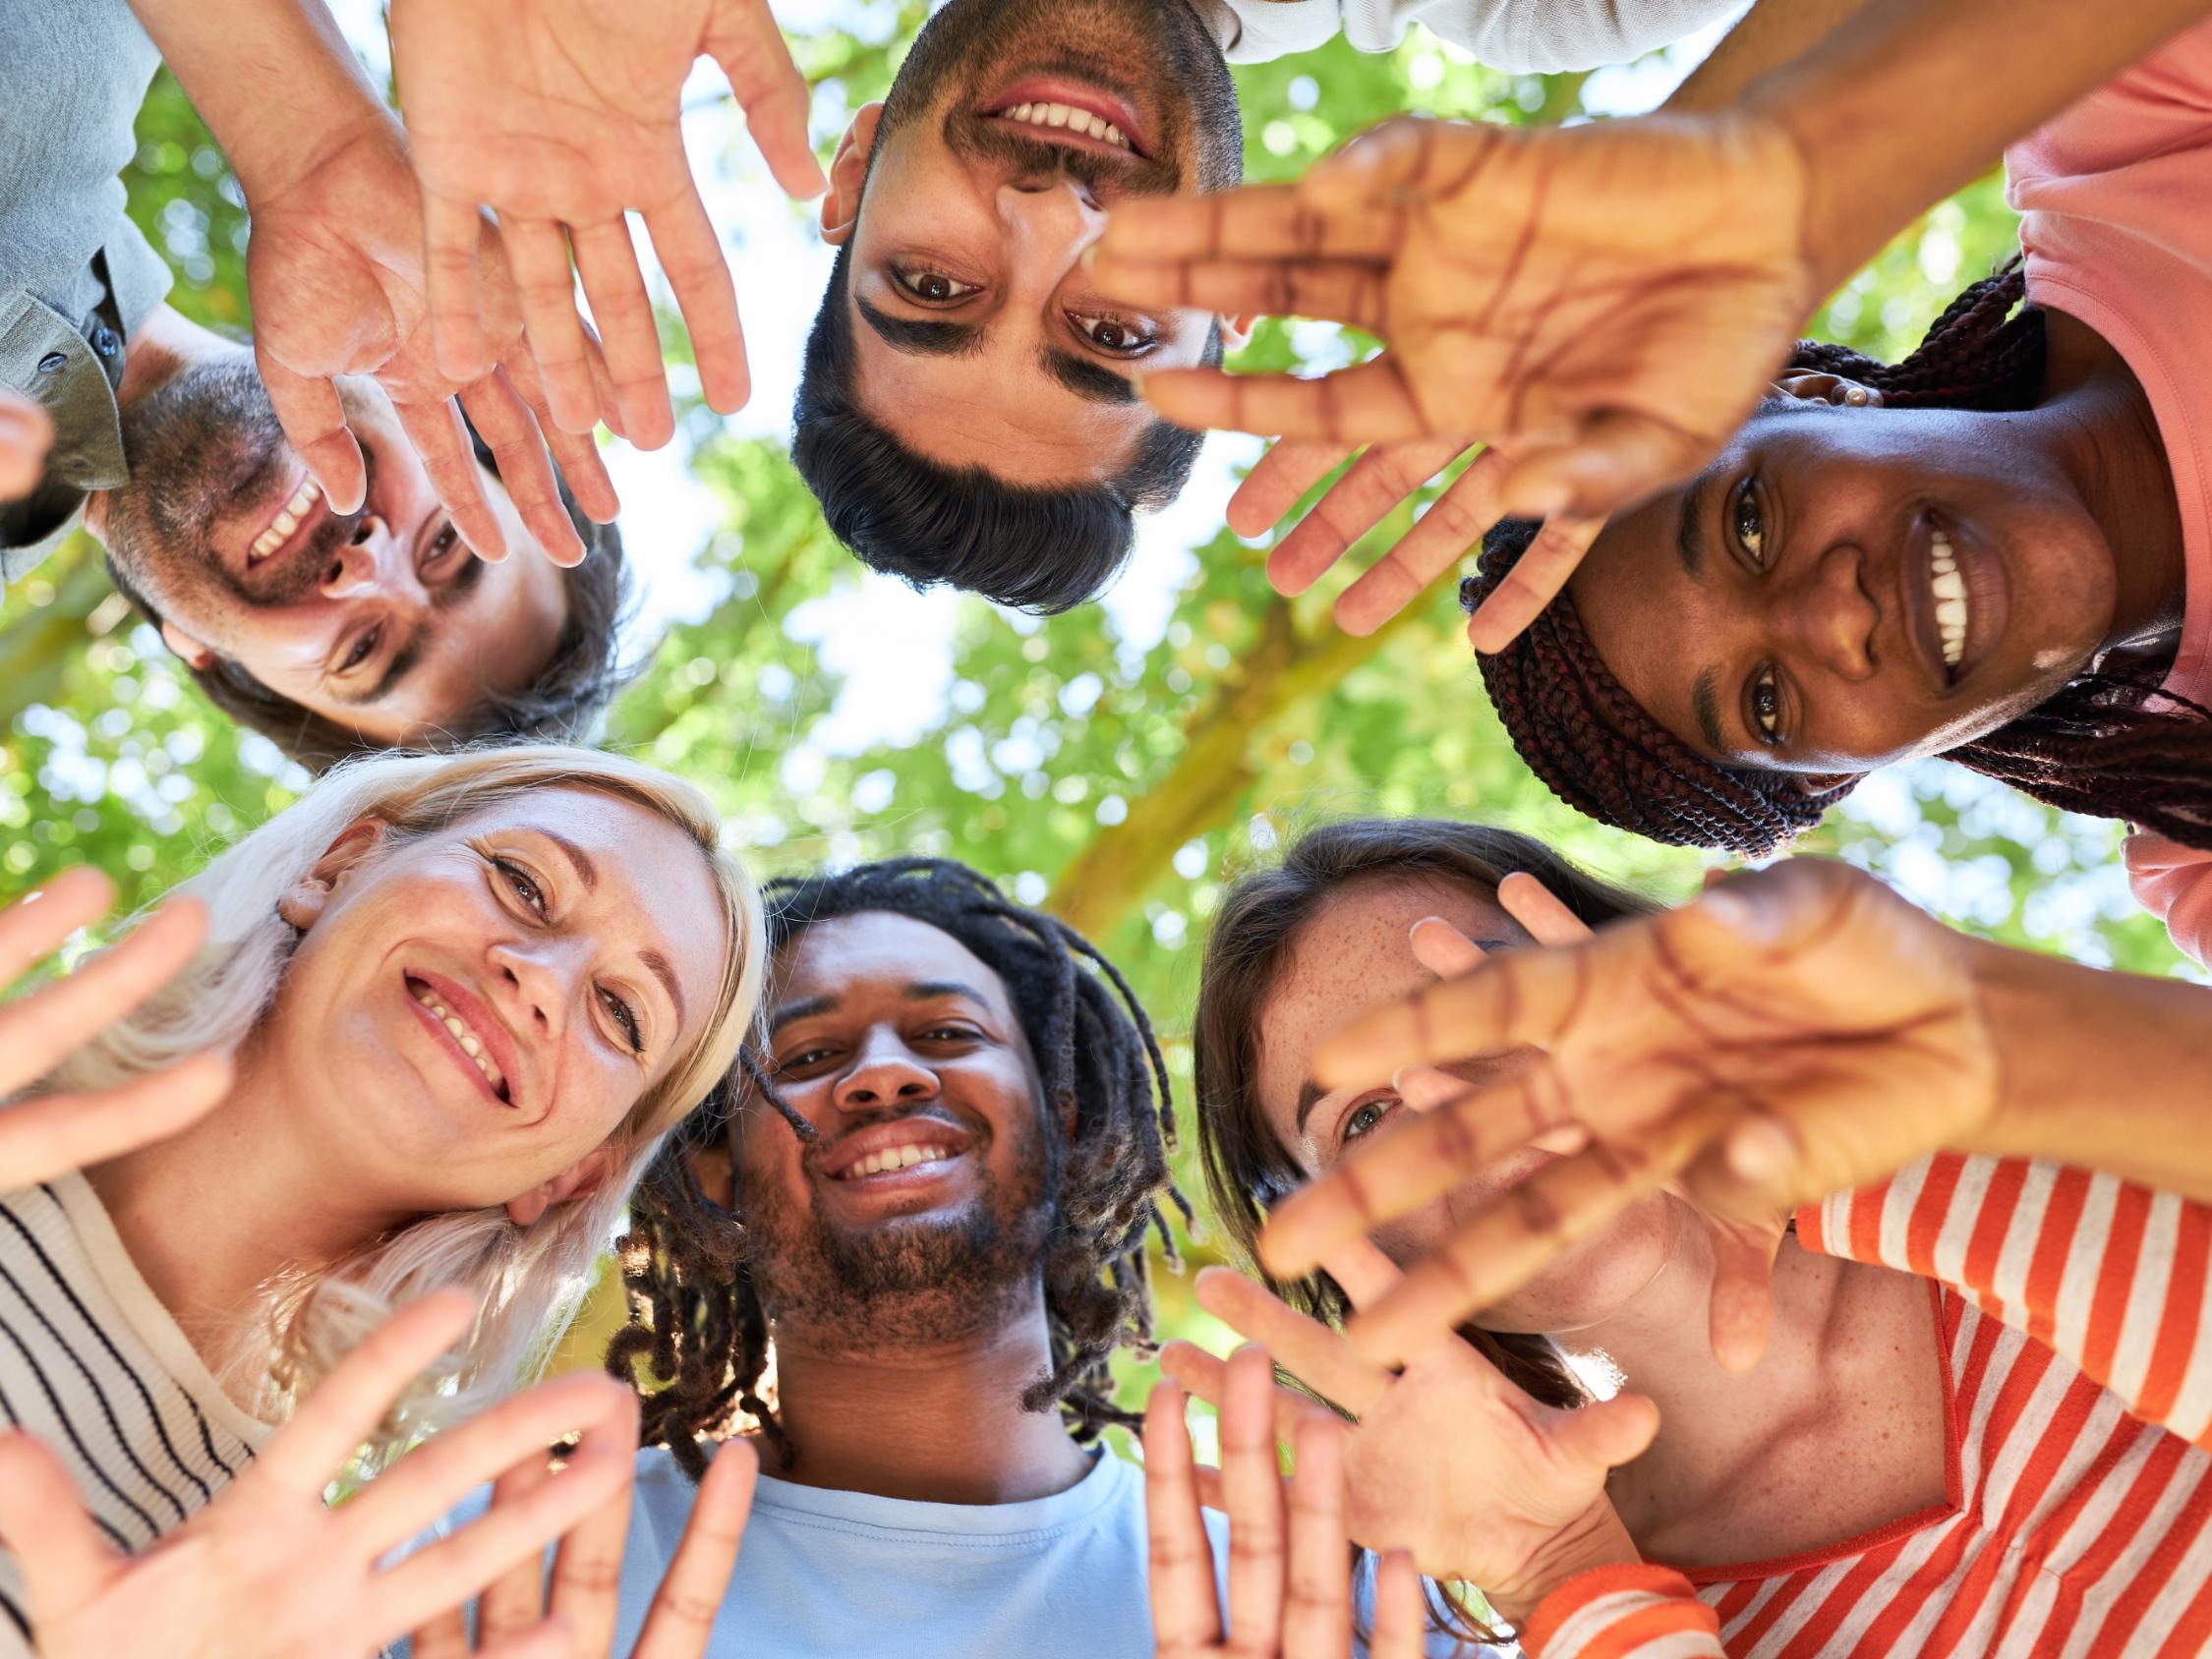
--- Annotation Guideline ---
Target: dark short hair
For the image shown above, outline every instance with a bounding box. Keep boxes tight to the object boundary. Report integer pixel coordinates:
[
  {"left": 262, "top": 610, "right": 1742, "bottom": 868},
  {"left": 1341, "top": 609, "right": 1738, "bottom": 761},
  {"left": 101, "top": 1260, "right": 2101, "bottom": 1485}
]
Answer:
[
  {"left": 107, "top": 437, "right": 636, "bottom": 772},
  {"left": 792, "top": 242, "right": 1212, "bottom": 613}
]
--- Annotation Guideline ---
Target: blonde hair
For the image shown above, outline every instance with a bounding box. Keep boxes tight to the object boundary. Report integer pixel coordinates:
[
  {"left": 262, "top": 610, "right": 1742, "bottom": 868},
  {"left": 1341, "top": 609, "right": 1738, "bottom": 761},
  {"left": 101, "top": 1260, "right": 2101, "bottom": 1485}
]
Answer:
[{"left": 37, "top": 745, "right": 764, "bottom": 1454}]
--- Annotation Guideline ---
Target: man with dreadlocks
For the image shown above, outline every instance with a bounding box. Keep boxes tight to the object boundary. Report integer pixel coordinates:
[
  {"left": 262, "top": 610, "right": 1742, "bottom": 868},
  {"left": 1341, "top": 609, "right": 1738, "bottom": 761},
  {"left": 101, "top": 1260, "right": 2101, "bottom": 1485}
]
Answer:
[{"left": 601, "top": 857, "right": 1203, "bottom": 1658}]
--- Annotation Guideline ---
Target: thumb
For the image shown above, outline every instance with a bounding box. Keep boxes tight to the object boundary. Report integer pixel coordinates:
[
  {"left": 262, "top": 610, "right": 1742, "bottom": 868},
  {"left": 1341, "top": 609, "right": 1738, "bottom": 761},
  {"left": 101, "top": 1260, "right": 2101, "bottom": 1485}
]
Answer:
[
  {"left": 0, "top": 1430, "right": 124, "bottom": 1620},
  {"left": 1547, "top": 1391, "right": 1659, "bottom": 1474}
]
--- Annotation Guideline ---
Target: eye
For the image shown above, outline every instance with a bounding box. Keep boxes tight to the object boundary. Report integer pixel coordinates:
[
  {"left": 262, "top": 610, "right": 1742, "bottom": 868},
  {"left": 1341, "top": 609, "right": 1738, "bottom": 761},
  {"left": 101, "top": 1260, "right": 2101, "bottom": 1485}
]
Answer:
[
  {"left": 777, "top": 1045, "right": 835, "bottom": 1073},
  {"left": 894, "top": 266, "right": 981, "bottom": 305},
  {"left": 600, "top": 986, "right": 643, "bottom": 1054},
  {"left": 919, "top": 1022, "right": 980, "bottom": 1044},
  {"left": 1731, "top": 477, "right": 1768, "bottom": 566},
  {"left": 339, "top": 624, "right": 381, "bottom": 674},
  {"left": 492, "top": 855, "right": 549, "bottom": 917},
  {"left": 1071, "top": 313, "right": 1158, "bottom": 356},
  {"left": 1748, "top": 664, "right": 1783, "bottom": 745},
  {"left": 1342, "top": 1097, "right": 1393, "bottom": 1146},
  {"left": 425, "top": 520, "right": 463, "bottom": 567}
]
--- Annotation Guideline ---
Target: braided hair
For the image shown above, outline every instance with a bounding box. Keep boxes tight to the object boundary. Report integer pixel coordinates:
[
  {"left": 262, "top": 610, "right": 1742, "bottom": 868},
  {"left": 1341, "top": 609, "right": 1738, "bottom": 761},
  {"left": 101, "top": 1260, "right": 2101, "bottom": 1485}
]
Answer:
[
  {"left": 1473, "top": 261, "right": 2212, "bottom": 856},
  {"left": 611, "top": 857, "right": 1188, "bottom": 1477}
]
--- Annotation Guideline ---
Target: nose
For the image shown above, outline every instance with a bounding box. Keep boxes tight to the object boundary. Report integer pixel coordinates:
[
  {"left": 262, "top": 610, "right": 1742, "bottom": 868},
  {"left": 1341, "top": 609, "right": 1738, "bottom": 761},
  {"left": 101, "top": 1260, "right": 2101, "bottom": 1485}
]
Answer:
[
  {"left": 834, "top": 1028, "right": 939, "bottom": 1115},
  {"left": 486, "top": 936, "right": 576, "bottom": 1047},
  {"left": 999, "top": 177, "right": 1108, "bottom": 270},
  {"left": 316, "top": 514, "right": 420, "bottom": 609},
  {"left": 1773, "top": 541, "right": 1879, "bottom": 683}
]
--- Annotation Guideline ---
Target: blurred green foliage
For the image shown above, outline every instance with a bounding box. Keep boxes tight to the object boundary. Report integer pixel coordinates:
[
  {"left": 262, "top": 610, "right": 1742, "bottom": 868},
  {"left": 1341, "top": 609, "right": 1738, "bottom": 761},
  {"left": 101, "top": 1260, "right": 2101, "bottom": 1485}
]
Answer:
[{"left": 0, "top": 15, "right": 2191, "bottom": 1396}]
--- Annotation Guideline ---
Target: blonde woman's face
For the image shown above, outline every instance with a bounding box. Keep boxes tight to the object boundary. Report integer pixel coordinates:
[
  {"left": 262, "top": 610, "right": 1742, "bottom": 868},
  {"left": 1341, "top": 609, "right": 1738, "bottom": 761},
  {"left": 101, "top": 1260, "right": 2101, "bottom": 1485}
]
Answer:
[{"left": 266, "top": 786, "right": 728, "bottom": 1215}]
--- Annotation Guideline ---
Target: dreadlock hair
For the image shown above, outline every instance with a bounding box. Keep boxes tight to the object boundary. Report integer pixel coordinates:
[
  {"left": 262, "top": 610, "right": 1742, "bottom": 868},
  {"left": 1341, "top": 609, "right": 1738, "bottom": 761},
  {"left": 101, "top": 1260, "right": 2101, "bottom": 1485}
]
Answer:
[
  {"left": 612, "top": 856, "right": 1187, "bottom": 1478},
  {"left": 1472, "top": 259, "right": 2212, "bottom": 855}
]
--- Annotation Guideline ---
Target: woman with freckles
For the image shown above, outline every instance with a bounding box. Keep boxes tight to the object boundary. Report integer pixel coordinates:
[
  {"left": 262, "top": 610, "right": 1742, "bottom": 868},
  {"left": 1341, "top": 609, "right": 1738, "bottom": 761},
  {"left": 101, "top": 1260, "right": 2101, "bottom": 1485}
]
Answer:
[
  {"left": 1186, "top": 818, "right": 2212, "bottom": 1656},
  {"left": 0, "top": 743, "right": 765, "bottom": 1645}
]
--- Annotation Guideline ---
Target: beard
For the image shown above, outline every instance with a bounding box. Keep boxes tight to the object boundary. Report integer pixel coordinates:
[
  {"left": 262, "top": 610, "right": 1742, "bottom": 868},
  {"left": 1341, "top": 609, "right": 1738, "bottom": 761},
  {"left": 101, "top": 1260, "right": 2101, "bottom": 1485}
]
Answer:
[
  {"left": 102, "top": 357, "right": 362, "bottom": 619},
  {"left": 874, "top": 0, "right": 1244, "bottom": 200},
  {"left": 736, "top": 1103, "right": 1061, "bottom": 1352}
]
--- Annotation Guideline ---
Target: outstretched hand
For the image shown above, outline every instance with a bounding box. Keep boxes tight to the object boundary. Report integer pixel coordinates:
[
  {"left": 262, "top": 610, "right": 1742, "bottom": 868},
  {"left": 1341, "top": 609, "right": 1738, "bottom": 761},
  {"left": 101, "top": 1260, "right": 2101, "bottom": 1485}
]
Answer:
[
  {"left": 1259, "top": 859, "right": 1997, "bottom": 1366},
  {"left": 1162, "top": 1243, "right": 1647, "bottom": 1627},
  {"left": 0, "top": 1290, "right": 638, "bottom": 1659},
  {"left": 391, "top": 0, "right": 827, "bottom": 450},
  {"left": 243, "top": 113, "right": 618, "bottom": 566},
  {"left": 1145, "top": 1345, "right": 1425, "bottom": 1658},
  {"left": 410, "top": 1437, "right": 758, "bottom": 1659},
  {"left": 1232, "top": 434, "right": 1603, "bottom": 646},
  {"left": 0, "top": 868, "right": 231, "bottom": 1188},
  {"left": 1094, "top": 113, "right": 1817, "bottom": 648}
]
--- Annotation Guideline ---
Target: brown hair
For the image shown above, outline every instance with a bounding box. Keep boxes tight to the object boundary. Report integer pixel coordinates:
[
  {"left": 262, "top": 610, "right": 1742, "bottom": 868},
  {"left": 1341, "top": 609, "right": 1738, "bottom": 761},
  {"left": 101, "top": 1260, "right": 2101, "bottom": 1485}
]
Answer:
[{"left": 1474, "top": 260, "right": 2212, "bottom": 856}]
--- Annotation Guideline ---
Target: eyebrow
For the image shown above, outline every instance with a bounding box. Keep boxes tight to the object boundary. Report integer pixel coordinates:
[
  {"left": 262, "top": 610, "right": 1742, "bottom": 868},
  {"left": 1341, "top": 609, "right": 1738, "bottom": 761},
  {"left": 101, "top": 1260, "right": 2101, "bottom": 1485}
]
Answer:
[
  {"left": 768, "top": 994, "right": 837, "bottom": 1036},
  {"left": 906, "top": 979, "right": 993, "bottom": 1007},
  {"left": 1675, "top": 477, "right": 1707, "bottom": 583},
  {"left": 1043, "top": 348, "right": 1136, "bottom": 405},
  {"left": 1295, "top": 1079, "right": 1327, "bottom": 1136},
  {"left": 1692, "top": 667, "right": 1727, "bottom": 753},
  {"left": 639, "top": 945, "right": 686, "bottom": 1033},
  {"left": 856, "top": 295, "right": 984, "bottom": 358},
  {"left": 540, "top": 830, "right": 600, "bottom": 891}
]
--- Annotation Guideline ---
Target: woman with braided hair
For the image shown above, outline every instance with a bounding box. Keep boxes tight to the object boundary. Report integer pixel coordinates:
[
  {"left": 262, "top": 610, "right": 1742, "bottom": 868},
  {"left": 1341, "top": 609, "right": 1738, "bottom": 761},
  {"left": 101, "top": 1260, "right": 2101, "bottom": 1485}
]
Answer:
[{"left": 592, "top": 856, "right": 1205, "bottom": 1659}]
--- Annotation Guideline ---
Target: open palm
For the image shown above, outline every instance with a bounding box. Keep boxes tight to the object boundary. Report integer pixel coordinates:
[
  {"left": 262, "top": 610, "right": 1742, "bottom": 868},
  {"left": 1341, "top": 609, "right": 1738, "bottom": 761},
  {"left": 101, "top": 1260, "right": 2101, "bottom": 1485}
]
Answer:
[
  {"left": 1093, "top": 112, "right": 1817, "bottom": 646},
  {"left": 392, "top": 0, "right": 824, "bottom": 447},
  {"left": 1263, "top": 860, "right": 1999, "bottom": 1364},
  {"left": 1163, "top": 1242, "right": 1647, "bottom": 1625}
]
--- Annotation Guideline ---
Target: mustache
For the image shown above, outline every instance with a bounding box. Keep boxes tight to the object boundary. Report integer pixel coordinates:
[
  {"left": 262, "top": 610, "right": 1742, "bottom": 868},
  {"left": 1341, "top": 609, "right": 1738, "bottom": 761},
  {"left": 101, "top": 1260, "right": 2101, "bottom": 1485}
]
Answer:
[{"left": 946, "top": 109, "right": 1181, "bottom": 196}]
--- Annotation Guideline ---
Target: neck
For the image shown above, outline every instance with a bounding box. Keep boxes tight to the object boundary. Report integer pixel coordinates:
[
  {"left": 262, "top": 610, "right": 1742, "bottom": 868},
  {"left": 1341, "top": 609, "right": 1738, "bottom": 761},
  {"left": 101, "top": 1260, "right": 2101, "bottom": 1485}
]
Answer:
[
  {"left": 84, "top": 1048, "right": 414, "bottom": 1380},
  {"left": 2035, "top": 310, "right": 2189, "bottom": 655},
  {"left": 766, "top": 1281, "right": 1094, "bottom": 1506},
  {"left": 1565, "top": 1222, "right": 1851, "bottom": 1543}
]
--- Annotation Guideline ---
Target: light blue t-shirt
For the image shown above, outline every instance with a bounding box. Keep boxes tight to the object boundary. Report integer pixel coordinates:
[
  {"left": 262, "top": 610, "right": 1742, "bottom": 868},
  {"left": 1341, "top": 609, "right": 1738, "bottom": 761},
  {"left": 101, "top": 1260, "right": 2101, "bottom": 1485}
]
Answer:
[{"left": 611, "top": 1445, "right": 1205, "bottom": 1658}]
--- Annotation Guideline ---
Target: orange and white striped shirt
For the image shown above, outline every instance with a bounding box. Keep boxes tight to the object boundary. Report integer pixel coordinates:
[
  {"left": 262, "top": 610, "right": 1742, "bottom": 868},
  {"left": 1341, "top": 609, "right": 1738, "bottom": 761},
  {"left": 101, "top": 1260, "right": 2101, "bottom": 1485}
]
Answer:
[{"left": 1526, "top": 1155, "right": 2212, "bottom": 1659}]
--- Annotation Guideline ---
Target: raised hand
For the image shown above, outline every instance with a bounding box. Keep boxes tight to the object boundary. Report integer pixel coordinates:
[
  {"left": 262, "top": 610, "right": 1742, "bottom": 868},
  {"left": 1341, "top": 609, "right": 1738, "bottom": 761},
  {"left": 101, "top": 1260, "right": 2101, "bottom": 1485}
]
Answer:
[
  {"left": 1402, "top": 889, "right": 1784, "bottom": 1373},
  {"left": 0, "top": 1290, "right": 637, "bottom": 1659},
  {"left": 1260, "top": 859, "right": 1998, "bottom": 1365},
  {"left": 0, "top": 868, "right": 230, "bottom": 1188},
  {"left": 1232, "top": 430, "right": 1603, "bottom": 642},
  {"left": 390, "top": 0, "right": 827, "bottom": 449},
  {"left": 243, "top": 112, "right": 618, "bottom": 566},
  {"left": 1092, "top": 114, "right": 1815, "bottom": 647},
  {"left": 1144, "top": 1345, "right": 1425, "bottom": 1659},
  {"left": 411, "top": 1437, "right": 757, "bottom": 1659},
  {"left": 1161, "top": 1244, "right": 1647, "bottom": 1627}
]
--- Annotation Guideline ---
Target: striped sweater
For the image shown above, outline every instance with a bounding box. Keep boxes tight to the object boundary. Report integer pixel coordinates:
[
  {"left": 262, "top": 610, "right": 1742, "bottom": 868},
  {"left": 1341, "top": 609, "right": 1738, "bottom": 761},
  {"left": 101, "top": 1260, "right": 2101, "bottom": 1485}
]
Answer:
[
  {"left": 1527, "top": 1155, "right": 2212, "bottom": 1659},
  {"left": 0, "top": 1175, "right": 272, "bottom": 1652}
]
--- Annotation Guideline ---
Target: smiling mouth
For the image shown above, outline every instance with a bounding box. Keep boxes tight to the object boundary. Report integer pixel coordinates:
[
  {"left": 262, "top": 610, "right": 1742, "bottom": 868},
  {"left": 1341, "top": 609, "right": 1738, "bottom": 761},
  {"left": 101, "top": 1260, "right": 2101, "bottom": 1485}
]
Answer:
[
  {"left": 997, "top": 100, "right": 1132, "bottom": 150},
  {"left": 830, "top": 1141, "right": 961, "bottom": 1181},
  {"left": 1930, "top": 527, "right": 1968, "bottom": 670},
  {"left": 407, "top": 976, "right": 511, "bottom": 1103},
  {"left": 248, "top": 475, "right": 325, "bottom": 566}
]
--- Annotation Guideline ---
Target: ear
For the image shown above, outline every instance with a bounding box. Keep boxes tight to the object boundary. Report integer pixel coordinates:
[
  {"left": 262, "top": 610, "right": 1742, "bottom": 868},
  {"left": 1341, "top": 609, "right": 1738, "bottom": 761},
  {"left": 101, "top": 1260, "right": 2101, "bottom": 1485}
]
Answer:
[
  {"left": 821, "top": 103, "right": 884, "bottom": 247},
  {"left": 275, "top": 817, "right": 390, "bottom": 932},
  {"left": 1770, "top": 370, "right": 1883, "bottom": 409},
  {"left": 686, "top": 1136, "right": 735, "bottom": 1211},
  {"left": 1790, "top": 771, "right": 1860, "bottom": 796},
  {"left": 159, "top": 619, "right": 215, "bottom": 670},
  {"left": 81, "top": 489, "right": 109, "bottom": 541},
  {"left": 505, "top": 1141, "right": 623, "bottom": 1230}
]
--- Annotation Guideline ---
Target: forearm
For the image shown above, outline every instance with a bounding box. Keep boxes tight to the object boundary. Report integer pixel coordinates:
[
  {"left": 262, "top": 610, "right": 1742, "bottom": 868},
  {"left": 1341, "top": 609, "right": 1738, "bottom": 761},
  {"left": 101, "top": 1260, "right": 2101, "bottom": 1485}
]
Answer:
[
  {"left": 1664, "top": 0, "right": 1874, "bottom": 115},
  {"left": 126, "top": 0, "right": 392, "bottom": 197},
  {"left": 1738, "top": 0, "right": 2212, "bottom": 293},
  {"left": 1965, "top": 938, "right": 2212, "bottom": 1203}
]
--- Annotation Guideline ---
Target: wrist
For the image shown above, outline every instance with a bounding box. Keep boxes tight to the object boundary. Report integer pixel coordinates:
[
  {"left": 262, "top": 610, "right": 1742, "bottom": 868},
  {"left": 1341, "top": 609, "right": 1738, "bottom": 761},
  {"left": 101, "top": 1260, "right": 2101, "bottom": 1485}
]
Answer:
[{"left": 1484, "top": 1498, "right": 1641, "bottom": 1627}]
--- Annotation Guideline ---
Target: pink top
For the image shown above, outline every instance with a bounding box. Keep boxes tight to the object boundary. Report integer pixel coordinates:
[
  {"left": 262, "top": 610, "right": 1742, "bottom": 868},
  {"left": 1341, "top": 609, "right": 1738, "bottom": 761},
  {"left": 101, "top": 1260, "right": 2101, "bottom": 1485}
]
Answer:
[{"left": 2005, "top": 20, "right": 2212, "bottom": 966}]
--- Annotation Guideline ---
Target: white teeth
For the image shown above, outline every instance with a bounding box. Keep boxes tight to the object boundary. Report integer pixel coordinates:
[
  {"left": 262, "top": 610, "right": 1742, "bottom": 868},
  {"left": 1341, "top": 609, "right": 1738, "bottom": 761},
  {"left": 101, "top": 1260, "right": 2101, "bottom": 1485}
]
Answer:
[
  {"left": 1003, "top": 100, "right": 1132, "bottom": 149},
  {"left": 249, "top": 477, "right": 322, "bottom": 560},
  {"left": 1928, "top": 530, "right": 1969, "bottom": 669},
  {"left": 838, "top": 1144, "right": 952, "bottom": 1180},
  {"left": 410, "top": 981, "right": 508, "bottom": 1096}
]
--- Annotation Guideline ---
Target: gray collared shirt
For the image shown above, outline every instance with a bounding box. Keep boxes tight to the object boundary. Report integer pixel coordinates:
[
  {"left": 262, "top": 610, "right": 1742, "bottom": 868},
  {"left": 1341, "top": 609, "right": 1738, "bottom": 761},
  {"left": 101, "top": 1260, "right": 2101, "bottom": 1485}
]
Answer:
[{"left": 0, "top": 0, "right": 174, "bottom": 583}]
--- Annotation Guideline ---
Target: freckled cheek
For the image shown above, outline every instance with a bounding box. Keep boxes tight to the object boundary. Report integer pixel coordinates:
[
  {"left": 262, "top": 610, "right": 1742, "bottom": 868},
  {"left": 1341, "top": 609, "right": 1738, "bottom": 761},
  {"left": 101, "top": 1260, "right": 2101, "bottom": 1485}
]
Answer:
[{"left": 1368, "top": 1199, "right": 1459, "bottom": 1272}]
